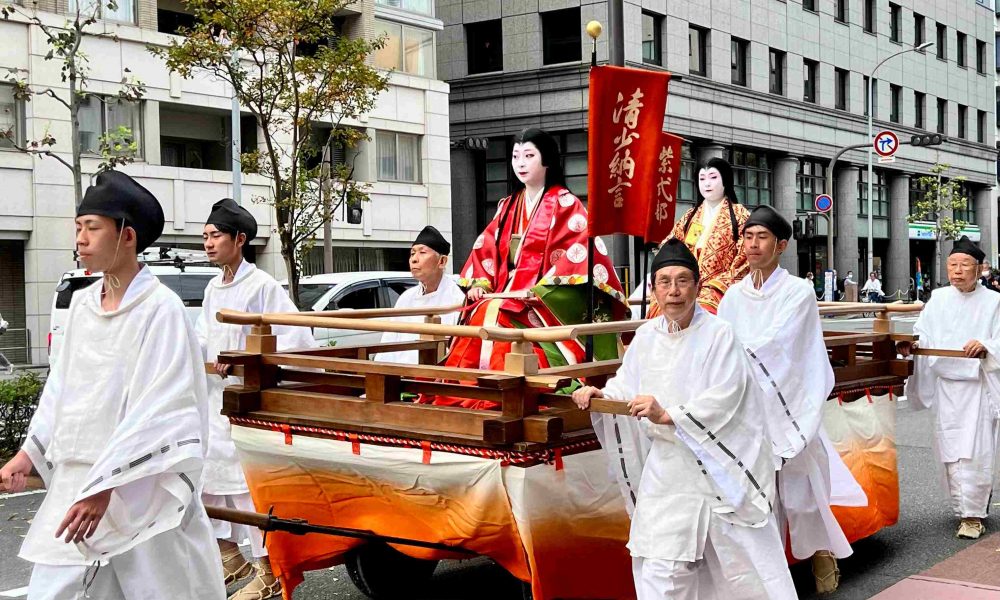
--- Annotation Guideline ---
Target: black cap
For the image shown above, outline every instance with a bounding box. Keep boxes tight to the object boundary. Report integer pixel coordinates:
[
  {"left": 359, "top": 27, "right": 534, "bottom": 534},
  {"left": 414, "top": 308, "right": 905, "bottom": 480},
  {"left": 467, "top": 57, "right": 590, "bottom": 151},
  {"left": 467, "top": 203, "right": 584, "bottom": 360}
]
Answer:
[
  {"left": 413, "top": 225, "right": 450, "bottom": 255},
  {"left": 77, "top": 170, "right": 164, "bottom": 253},
  {"left": 651, "top": 238, "right": 699, "bottom": 282},
  {"left": 950, "top": 235, "right": 986, "bottom": 263},
  {"left": 743, "top": 205, "right": 792, "bottom": 241},
  {"left": 206, "top": 198, "right": 257, "bottom": 242}
]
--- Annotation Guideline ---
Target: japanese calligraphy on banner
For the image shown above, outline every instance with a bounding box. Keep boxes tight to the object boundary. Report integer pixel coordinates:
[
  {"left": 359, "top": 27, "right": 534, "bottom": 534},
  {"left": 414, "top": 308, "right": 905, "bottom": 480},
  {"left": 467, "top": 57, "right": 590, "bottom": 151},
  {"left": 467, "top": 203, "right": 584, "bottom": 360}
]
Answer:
[
  {"left": 648, "top": 131, "right": 684, "bottom": 242},
  {"left": 587, "top": 65, "right": 672, "bottom": 241}
]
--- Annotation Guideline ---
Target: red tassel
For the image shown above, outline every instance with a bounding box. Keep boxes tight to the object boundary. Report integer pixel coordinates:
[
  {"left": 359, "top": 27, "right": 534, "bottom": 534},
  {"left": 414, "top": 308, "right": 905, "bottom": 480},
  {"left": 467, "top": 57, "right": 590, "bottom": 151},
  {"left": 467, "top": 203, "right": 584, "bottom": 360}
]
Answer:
[
  {"left": 554, "top": 448, "right": 564, "bottom": 471},
  {"left": 837, "top": 393, "right": 844, "bottom": 406},
  {"left": 349, "top": 433, "right": 360, "bottom": 455},
  {"left": 281, "top": 424, "right": 292, "bottom": 446},
  {"left": 421, "top": 440, "right": 432, "bottom": 465},
  {"left": 865, "top": 388, "right": 873, "bottom": 403}
]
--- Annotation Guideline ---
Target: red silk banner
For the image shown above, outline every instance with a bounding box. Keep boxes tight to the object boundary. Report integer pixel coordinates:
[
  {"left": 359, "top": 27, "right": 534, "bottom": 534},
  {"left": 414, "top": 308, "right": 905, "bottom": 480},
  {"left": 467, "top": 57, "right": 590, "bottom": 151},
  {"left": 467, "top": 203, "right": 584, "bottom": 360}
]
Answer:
[
  {"left": 586, "top": 65, "right": 671, "bottom": 241},
  {"left": 649, "top": 131, "right": 683, "bottom": 243}
]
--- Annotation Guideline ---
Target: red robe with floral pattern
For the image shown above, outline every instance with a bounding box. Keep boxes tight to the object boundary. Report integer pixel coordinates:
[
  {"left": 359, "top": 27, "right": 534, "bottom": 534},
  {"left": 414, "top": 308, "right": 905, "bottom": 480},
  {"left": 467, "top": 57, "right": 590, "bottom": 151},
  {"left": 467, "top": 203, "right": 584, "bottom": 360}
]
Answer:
[
  {"left": 649, "top": 199, "right": 751, "bottom": 316},
  {"left": 426, "top": 186, "right": 628, "bottom": 409}
]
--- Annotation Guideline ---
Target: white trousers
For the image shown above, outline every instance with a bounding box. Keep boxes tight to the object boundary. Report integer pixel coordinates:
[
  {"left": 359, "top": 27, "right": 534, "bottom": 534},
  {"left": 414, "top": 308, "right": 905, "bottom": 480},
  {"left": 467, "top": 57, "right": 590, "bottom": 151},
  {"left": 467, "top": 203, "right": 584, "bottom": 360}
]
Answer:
[
  {"left": 27, "top": 498, "right": 225, "bottom": 600},
  {"left": 776, "top": 433, "right": 856, "bottom": 559},
  {"left": 631, "top": 515, "right": 797, "bottom": 600},
  {"left": 203, "top": 491, "right": 268, "bottom": 558}
]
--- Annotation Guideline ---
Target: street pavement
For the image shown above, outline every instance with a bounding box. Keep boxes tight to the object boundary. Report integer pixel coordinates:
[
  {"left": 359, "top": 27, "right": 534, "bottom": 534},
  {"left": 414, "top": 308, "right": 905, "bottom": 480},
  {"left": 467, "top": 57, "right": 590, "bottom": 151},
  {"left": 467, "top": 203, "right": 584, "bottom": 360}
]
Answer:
[{"left": 1, "top": 401, "right": 991, "bottom": 600}]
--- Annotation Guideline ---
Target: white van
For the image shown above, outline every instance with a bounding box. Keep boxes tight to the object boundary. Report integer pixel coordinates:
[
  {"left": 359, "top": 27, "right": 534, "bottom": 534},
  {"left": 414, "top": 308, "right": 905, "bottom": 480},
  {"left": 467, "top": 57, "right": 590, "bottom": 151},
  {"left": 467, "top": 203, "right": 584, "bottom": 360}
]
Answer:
[
  {"left": 283, "top": 271, "right": 417, "bottom": 347},
  {"left": 48, "top": 259, "right": 219, "bottom": 365}
]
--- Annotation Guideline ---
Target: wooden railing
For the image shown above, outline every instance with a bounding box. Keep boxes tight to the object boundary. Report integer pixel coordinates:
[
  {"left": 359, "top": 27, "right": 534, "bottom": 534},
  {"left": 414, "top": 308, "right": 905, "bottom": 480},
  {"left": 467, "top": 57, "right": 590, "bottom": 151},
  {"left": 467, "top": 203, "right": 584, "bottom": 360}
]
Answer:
[{"left": 214, "top": 301, "right": 953, "bottom": 449}]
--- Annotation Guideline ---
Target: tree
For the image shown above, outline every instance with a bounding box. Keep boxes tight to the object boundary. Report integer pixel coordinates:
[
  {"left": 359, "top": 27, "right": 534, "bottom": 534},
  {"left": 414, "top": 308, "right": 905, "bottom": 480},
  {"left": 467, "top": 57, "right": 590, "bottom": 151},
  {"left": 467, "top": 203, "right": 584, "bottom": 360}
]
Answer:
[
  {"left": 154, "top": 0, "right": 389, "bottom": 304},
  {"left": 908, "top": 163, "right": 971, "bottom": 287},
  {"left": 1, "top": 0, "right": 145, "bottom": 205}
]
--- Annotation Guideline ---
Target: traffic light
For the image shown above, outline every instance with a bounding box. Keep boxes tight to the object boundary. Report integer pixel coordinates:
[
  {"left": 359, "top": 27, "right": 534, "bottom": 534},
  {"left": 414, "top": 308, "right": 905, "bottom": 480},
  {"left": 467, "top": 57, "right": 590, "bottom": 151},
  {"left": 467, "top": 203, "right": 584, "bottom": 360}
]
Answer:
[
  {"left": 805, "top": 215, "right": 816, "bottom": 238},
  {"left": 465, "top": 137, "right": 490, "bottom": 151},
  {"left": 793, "top": 218, "right": 805, "bottom": 241},
  {"left": 911, "top": 134, "right": 945, "bottom": 147}
]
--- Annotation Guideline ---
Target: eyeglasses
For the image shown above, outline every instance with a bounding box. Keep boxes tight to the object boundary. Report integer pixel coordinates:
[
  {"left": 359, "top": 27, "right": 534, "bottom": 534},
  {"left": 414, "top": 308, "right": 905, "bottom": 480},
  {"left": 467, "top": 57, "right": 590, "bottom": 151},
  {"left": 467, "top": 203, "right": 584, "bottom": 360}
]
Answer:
[{"left": 654, "top": 277, "right": 695, "bottom": 290}]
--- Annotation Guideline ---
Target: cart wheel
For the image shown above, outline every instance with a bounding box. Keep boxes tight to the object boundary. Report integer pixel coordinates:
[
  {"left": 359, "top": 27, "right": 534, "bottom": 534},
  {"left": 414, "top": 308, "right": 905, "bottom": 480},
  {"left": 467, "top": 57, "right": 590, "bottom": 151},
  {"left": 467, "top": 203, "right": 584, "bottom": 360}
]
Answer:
[{"left": 345, "top": 543, "right": 439, "bottom": 599}]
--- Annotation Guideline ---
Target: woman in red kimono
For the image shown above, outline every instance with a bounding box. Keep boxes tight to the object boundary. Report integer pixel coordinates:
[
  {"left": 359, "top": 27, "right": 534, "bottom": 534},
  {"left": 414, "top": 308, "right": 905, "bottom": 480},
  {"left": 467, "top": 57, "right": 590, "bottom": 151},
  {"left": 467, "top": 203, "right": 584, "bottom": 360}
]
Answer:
[
  {"left": 649, "top": 157, "right": 750, "bottom": 316},
  {"left": 428, "top": 128, "right": 628, "bottom": 409}
]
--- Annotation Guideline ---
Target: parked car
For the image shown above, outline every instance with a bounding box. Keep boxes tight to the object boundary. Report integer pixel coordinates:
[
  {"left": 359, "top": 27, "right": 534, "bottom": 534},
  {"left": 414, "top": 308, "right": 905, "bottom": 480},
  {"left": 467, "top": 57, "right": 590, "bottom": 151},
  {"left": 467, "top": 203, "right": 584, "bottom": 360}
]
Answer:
[
  {"left": 283, "top": 271, "right": 417, "bottom": 347},
  {"left": 48, "top": 262, "right": 219, "bottom": 365}
]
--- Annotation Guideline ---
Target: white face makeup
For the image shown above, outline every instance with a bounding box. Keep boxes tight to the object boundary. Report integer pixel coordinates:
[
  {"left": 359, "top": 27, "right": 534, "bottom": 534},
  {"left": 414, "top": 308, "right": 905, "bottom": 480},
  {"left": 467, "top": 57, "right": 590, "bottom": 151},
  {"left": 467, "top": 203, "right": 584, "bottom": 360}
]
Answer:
[
  {"left": 511, "top": 141, "right": 547, "bottom": 189},
  {"left": 698, "top": 167, "right": 725, "bottom": 202}
]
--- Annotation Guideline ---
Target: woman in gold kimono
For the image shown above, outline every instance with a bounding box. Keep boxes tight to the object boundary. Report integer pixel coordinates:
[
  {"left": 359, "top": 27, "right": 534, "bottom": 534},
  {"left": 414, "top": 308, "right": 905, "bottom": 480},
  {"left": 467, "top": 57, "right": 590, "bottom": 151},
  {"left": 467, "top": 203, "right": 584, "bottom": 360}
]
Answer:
[{"left": 649, "top": 157, "right": 750, "bottom": 316}]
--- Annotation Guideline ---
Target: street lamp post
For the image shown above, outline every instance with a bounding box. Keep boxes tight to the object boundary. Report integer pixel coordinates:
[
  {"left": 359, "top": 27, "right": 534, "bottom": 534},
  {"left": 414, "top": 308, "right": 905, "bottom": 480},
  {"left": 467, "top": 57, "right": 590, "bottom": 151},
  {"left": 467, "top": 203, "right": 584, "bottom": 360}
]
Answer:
[{"left": 865, "top": 42, "right": 933, "bottom": 276}]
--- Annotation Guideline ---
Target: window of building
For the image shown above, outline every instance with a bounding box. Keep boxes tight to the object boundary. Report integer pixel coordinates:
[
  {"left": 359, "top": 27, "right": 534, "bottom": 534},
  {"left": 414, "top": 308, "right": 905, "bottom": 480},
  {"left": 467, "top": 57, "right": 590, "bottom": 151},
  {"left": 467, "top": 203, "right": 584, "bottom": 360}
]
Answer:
[
  {"left": 890, "top": 84, "right": 901, "bottom": 123},
  {"left": 466, "top": 20, "right": 503, "bottom": 74},
  {"left": 936, "top": 23, "right": 947, "bottom": 60},
  {"left": 375, "top": 0, "right": 433, "bottom": 16},
  {"left": 731, "top": 37, "right": 749, "bottom": 87},
  {"left": 857, "top": 169, "right": 888, "bottom": 217},
  {"left": 957, "top": 104, "right": 967, "bottom": 139},
  {"left": 641, "top": 12, "right": 663, "bottom": 66},
  {"left": 803, "top": 59, "right": 818, "bottom": 103},
  {"left": 996, "top": 33, "right": 1000, "bottom": 72},
  {"left": 835, "top": 0, "right": 847, "bottom": 23},
  {"left": 678, "top": 144, "right": 697, "bottom": 208},
  {"left": 957, "top": 32, "right": 967, "bottom": 67},
  {"left": 157, "top": 6, "right": 195, "bottom": 35},
  {"left": 294, "top": 17, "right": 347, "bottom": 58},
  {"left": 769, "top": 49, "right": 785, "bottom": 95},
  {"left": 480, "top": 137, "right": 511, "bottom": 226},
  {"left": 835, "top": 68, "right": 849, "bottom": 110},
  {"left": 0, "top": 84, "right": 23, "bottom": 149},
  {"left": 689, "top": 26, "right": 708, "bottom": 76},
  {"left": 376, "top": 131, "right": 420, "bottom": 183},
  {"left": 541, "top": 7, "right": 581, "bottom": 65},
  {"left": 78, "top": 95, "right": 142, "bottom": 156},
  {"left": 374, "top": 19, "right": 435, "bottom": 77},
  {"left": 978, "top": 110, "right": 987, "bottom": 143},
  {"left": 557, "top": 130, "right": 589, "bottom": 200},
  {"left": 914, "top": 13, "right": 925, "bottom": 47},
  {"left": 796, "top": 159, "right": 826, "bottom": 212},
  {"left": 863, "top": 0, "right": 875, "bottom": 33},
  {"left": 730, "top": 148, "right": 772, "bottom": 207},
  {"left": 803, "top": 0, "right": 816, "bottom": 12},
  {"left": 70, "top": 0, "right": 134, "bottom": 23},
  {"left": 937, "top": 98, "right": 947, "bottom": 134},
  {"left": 909, "top": 177, "right": 931, "bottom": 215},
  {"left": 977, "top": 40, "right": 987, "bottom": 74},
  {"left": 159, "top": 105, "right": 256, "bottom": 171},
  {"left": 889, "top": 3, "right": 901, "bottom": 43},
  {"left": 953, "top": 183, "right": 975, "bottom": 223},
  {"left": 863, "top": 76, "right": 877, "bottom": 117},
  {"left": 915, "top": 91, "right": 925, "bottom": 129}
]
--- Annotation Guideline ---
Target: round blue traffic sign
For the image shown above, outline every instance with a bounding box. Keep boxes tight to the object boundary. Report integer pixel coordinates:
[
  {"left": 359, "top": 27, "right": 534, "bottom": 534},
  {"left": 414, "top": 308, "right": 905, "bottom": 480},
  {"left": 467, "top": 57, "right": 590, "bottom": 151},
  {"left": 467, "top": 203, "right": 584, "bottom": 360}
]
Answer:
[{"left": 815, "top": 194, "right": 832, "bottom": 213}]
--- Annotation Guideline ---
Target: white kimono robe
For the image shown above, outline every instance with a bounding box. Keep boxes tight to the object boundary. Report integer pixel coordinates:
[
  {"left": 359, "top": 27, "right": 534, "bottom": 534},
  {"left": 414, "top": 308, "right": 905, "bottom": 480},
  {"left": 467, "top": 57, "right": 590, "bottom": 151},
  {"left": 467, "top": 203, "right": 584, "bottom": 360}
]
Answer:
[
  {"left": 718, "top": 267, "right": 866, "bottom": 560},
  {"left": 592, "top": 309, "right": 796, "bottom": 600},
  {"left": 905, "top": 283, "right": 1000, "bottom": 518},
  {"left": 196, "top": 260, "right": 317, "bottom": 555},
  {"left": 374, "top": 277, "right": 465, "bottom": 364},
  {"left": 20, "top": 267, "right": 224, "bottom": 599}
]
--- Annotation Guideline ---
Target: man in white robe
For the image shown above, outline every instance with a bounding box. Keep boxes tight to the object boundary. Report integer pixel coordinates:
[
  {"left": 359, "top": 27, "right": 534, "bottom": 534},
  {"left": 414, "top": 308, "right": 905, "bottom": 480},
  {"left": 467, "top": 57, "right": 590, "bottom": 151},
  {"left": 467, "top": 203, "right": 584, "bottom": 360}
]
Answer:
[
  {"left": 198, "top": 198, "right": 317, "bottom": 600},
  {"left": 900, "top": 236, "right": 1000, "bottom": 540},
  {"left": 718, "top": 206, "right": 866, "bottom": 593},
  {"left": 375, "top": 226, "right": 465, "bottom": 364},
  {"left": 574, "top": 239, "right": 796, "bottom": 600},
  {"left": 0, "top": 171, "right": 225, "bottom": 599}
]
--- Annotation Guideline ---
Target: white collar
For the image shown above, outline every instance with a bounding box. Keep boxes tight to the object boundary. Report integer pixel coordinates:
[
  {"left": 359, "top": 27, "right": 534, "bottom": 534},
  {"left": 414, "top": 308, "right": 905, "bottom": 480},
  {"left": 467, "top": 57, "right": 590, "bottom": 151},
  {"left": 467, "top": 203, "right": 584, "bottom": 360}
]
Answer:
[
  {"left": 740, "top": 266, "right": 787, "bottom": 299},
  {"left": 215, "top": 259, "right": 256, "bottom": 288},
  {"left": 89, "top": 266, "right": 158, "bottom": 316}
]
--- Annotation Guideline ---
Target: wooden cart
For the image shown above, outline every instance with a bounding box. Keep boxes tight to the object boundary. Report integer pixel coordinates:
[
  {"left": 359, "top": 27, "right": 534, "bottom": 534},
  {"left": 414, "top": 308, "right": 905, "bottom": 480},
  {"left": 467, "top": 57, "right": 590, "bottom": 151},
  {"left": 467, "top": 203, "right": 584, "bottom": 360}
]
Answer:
[{"left": 210, "top": 302, "right": 923, "bottom": 600}]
